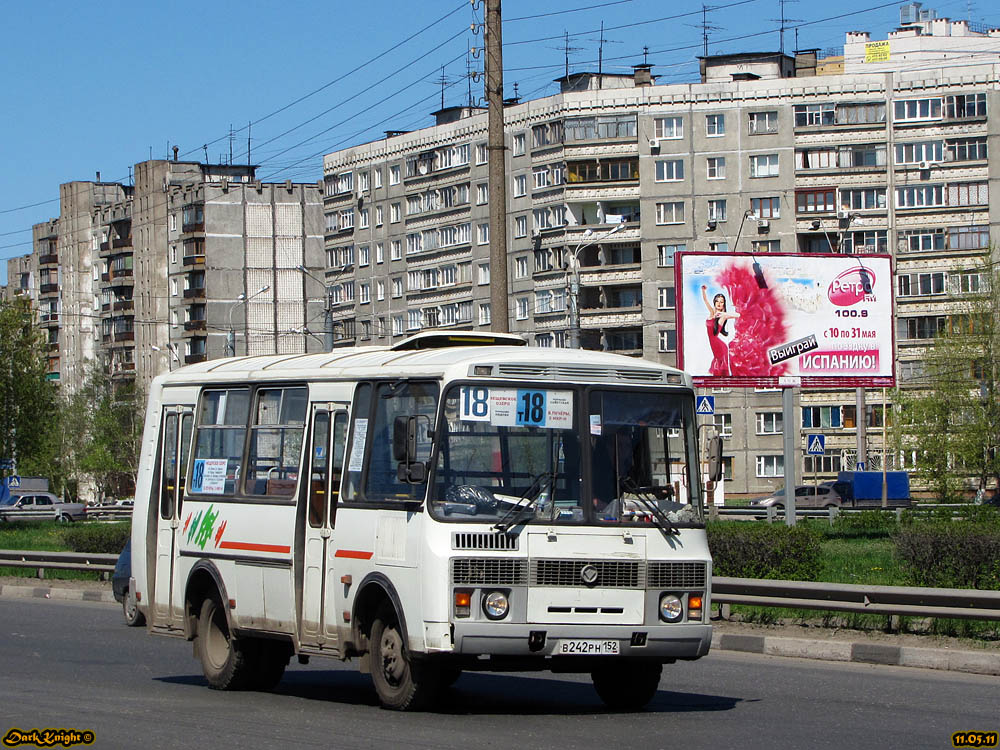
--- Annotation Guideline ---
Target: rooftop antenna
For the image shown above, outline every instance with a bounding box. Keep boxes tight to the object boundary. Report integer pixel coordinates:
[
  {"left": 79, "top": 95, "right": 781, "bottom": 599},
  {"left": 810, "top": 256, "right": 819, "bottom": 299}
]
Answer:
[
  {"left": 466, "top": 43, "right": 473, "bottom": 107},
  {"left": 229, "top": 124, "right": 234, "bottom": 165},
  {"left": 551, "top": 30, "right": 583, "bottom": 79},
  {"left": 642, "top": 45, "right": 650, "bottom": 65},
  {"left": 770, "top": 0, "right": 802, "bottom": 55},
  {"left": 513, "top": 82, "right": 519, "bottom": 100},
  {"left": 202, "top": 144, "right": 209, "bottom": 162},
  {"left": 247, "top": 121, "right": 251, "bottom": 166},
  {"left": 587, "top": 21, "right": 622, "bottom": 85},
  {"left": 688, "top": 4, "right": 723, "bottom": 57},
  {"left": 438, "top": 66, "right": 447, "bottom": 110}
]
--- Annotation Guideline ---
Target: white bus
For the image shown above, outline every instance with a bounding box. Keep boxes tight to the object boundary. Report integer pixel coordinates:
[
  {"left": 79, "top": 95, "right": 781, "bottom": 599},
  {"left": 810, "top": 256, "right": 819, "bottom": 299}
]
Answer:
[{"left": 131, "top": 332, "right": 720, "bottom": 710}]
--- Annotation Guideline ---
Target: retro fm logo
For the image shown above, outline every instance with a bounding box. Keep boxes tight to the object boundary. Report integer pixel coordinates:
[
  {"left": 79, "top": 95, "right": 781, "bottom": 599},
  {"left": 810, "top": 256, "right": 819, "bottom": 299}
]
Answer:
[{"left": 828, "top": 267, "right": 876, "bottom": 306}]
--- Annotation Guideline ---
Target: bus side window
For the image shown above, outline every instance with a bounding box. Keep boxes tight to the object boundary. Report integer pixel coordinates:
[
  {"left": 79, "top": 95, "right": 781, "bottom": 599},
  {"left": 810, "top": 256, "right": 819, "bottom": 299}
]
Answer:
[
  {"left": 246, "top": 387, "right": 308, "bottom": 497},
  {"left": 308, "top": 412, "right": 330, "bottom": 528},
  {"left": 160, "top": 413, "right": 179, "bottom": 519},
  {"left": 329, "top": 412, "right": 348, "bottom": 523}
]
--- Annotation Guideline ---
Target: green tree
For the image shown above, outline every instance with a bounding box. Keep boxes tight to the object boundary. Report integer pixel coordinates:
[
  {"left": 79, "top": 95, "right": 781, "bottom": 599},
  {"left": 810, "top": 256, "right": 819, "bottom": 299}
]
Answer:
[
  {"left": 73, "top": 367, "right": 145, "bottom": 501},
  {"left": 893, "top": 256, "right": 1000, "bottom": 501},
  {"left": 0, "top": 297, "right": 59, "bottom": 478}
]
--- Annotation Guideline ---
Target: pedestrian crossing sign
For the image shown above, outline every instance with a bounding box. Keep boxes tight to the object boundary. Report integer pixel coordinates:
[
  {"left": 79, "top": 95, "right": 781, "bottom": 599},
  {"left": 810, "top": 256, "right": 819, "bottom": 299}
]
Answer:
[
  {"left": 807, "top": 434, "right": 825, "bottom": 455},
  {"left": 696, "top": 396, "right": 715, "bottom": 415}
]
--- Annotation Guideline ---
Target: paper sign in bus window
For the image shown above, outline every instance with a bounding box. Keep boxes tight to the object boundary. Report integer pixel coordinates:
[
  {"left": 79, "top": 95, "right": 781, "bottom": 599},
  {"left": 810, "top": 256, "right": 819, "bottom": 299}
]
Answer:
[
  {"left": 347, "top": 419, "right": 368, "bottom": 473},
  {"left": 459, "top": 386, "right": 573, "bottom": 428},
  {"left": 192, "top": 458, "right": 228, "bottom": 494}
]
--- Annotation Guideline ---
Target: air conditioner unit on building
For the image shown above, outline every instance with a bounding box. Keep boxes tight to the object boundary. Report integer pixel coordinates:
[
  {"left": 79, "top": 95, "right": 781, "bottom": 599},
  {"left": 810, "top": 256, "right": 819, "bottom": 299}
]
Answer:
[
  {"left": 837, "top": 210, "right": 850, "bottom": 220},
  {"left": 917, "top": 160, "right": 931, "bottom": 170},
  {"left": 648, "top": 138, "right": 660, "bottom": 150},
  {"left": 757, "top": 219, "right": 770, "bottom": 230}
]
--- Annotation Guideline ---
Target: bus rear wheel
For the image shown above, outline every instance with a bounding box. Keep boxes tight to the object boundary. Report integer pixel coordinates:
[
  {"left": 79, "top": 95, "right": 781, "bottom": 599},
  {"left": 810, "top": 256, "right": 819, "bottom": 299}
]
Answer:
[
  {"left": 591, "top": 662, "right": 662, "bottom": 711},
  {"left": 370, "top": 608, "right": 439, "bottom": 710},
  {"left": 196, "top": 594, "right": 255, "bottom": 690}
]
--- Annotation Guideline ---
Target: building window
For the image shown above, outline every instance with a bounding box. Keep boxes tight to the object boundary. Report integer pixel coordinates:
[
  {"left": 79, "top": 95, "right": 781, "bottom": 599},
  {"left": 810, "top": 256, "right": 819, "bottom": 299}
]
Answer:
[
  {"left": 390, "top": 203, "right": 400, "bottom": 223},
  {"left": 796, "top": 148, "right": 837, "bottom": 170},
  {"left": 896, "top": 184, "right": 945, "bottom": 209},
  {"left": 477, "top": 223, "right": 490, "bottom": 245},
  {"left": 749, "top": 153, "right": 779, "bottom": 177},
  {"left": 514, "top": 215, "right": 527, "bottom": 238},
  {"left": 373, "top": 168, "right": 382, "bottom": 189},
  {"left": 533, "top": 167, "right": 551, "bottom": 190},
  {"left": 707, "top": 199, "right": 727, "bottom": 223},
  {"left": 360, "top": 284, "right": 370, "bottom": 304},
  {"left": 391, "top": 277, "right": 403, "bottom": 298},
  {"left": 478, "top": 263, "right": 490, "bottom": 285},
  {"left": 706, "top": 156, "right": 725, "bottom": 179},
  {"left": 803, "top": 454, "right": 842, "bottom": 474},
  {"left": 389, "top": 165, "right": 400, "bottom": 185},
  {"left": 751, "top": 197, "right": 780, "bottom": 219},
  {"left": 713, "top": 413, "right": 732, "bottom": 438},
  {"left": 945, "top": 137, "right": 988, "bottom": 162},
  {"left": 944, "top": 92, "right": 986, "bottom": 119},
  {"left": 756, "top": 455, "right": 784, "bottom": 477},
  {"left": 840, "top": 188, "right": 886, "bottom": 211},
  {"left": 653, "top": 117, "right": 683, "bottom": 139},
  {"left": 947, "top": 181, "right": 989, "bottom": 207},
  {"left": 515, "top": 256, "right": 528, "bottom": 278},
  {"left": 895, "top": 141, "right": 943, "bottom": 164},
  {"left": 512, "top": 133, "right": 525, "bottom": 156},
  {"left": 513, "top": 174, "right": 527, "bottom": 197},
  {"left": 657, "top": 287, "right": 675, "bottom": 309},
  {"left": 377, "top": 280, "right": 385, "bottom": 301},
  {"left": 796, "top": 189, "right": 836, "bottom": 213},
  {"left": 756, "top": 412, "right": 782, "bottom": 434},
  {"left": 897, "top": 272, "right": 946, "bottom": 298},
  {"left": 658, "top": 329, "right": 676, "bottom": 352},
  {"left": 748, "top": 111, "right": 778, "bottom": 134},
  {"left": 476, "top": 143, "right": 489, "bottom": 165},
  {"left": 894, "top": 97, "right": 942, "bottom": 123},
  {"left": 794, "top": 103, "right": 835, "bottom": 127},
  {"left": 479, "top": 303, "right": 491, "bottom": 325},
  {"left": 706, "top": 113, "right": 725, "bottom": 136},
  {"left": 752, "top": 239, "right": 780, "bottom": 253},
  {"left": 655, "top": 202, "right": 685, "bottom": 225},
  {"left": 840, "top": 231, "right": 886, "bottom": 254},
  {"left": 476, "top": 183, "right": 489, "bottom": 204},
  {"left": 655, "top": 159, "right": 684, "bottom": 182},
  {"left": 801, "top": 406, "right": 841, "bottom": 429},
  {"left": 709, "top": 242, "right": 729, "bottom": 252},
  {"left": 658, "top": 244, "right": 684, "bottom": 267}
]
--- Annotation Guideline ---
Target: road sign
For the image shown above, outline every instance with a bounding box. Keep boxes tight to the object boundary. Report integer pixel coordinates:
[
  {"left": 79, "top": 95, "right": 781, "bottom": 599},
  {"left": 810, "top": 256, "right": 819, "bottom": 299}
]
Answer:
[
  {"left": 0, "top": 459, "right": 13, "bottom": 470},
  {"left": 6, "top": 476, "right": 20, "bottom": 489},
  {"left": 856, "top": 461, "right": 866, "bottom": 471},
  {"left": 806, "top": 434, "right": 825, "bottom": 455},
  {"left": 696, "top": 396, "right": 715, "bottom": 415}
]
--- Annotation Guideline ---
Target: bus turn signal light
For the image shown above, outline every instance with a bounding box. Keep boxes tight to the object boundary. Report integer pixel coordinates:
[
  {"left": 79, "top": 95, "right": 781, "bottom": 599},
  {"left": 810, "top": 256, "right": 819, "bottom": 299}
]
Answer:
[{"left": 454, "top": 591, "right": 472, "bottom": 618}]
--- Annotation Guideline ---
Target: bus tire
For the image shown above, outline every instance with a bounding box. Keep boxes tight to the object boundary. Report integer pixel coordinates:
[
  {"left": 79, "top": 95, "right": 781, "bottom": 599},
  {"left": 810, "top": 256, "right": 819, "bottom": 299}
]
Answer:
[
  {"left": 196, "top": 594, "right": 254, "bottom": 690},
  {"left": 591, "top": 661, "right": 662, "bottom": 711},
  {"left": 370, "top": 608, "right": 439, "bottom": 710},
  {"left": 123, "top": 586, "right": 145, "bottom": 627}
]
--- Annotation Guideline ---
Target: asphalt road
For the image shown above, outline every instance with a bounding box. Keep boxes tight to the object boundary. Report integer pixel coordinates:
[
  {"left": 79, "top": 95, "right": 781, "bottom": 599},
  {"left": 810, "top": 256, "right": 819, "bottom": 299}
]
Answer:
[{"left": 0, "top": 597, "right": 994, "bottom": 750}]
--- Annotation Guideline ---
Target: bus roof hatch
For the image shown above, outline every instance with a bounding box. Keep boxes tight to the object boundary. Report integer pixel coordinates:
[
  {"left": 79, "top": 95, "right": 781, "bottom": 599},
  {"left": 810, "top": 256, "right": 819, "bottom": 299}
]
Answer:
[{"left": 391, "top": 331, "right": 528, "bottom": 351}]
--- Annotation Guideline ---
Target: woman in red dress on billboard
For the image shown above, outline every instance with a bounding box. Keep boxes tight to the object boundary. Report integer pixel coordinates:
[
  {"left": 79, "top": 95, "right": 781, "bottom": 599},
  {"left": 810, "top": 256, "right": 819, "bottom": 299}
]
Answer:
[{"left": 702, "top": 285, "right": 740, "bottom": 376}]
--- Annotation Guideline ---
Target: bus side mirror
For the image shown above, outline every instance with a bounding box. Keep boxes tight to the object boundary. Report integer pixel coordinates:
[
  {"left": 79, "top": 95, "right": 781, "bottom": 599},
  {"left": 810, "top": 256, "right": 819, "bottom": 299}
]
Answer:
[
  {"left": 707, "top": 435, "right": 723, "bottom": 482},
  {"left": 392, "top": 416, "right": 416, "bottom": 462}
]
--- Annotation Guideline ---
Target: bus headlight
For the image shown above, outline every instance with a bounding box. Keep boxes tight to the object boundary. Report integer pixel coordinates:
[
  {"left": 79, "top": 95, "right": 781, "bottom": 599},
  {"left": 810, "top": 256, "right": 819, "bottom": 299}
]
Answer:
[
  {"left": 482, "top": 591, "right": 509, "bottom": 620},
  {"left": 659, "top": 593, "right": 683, "bottom": 622}
]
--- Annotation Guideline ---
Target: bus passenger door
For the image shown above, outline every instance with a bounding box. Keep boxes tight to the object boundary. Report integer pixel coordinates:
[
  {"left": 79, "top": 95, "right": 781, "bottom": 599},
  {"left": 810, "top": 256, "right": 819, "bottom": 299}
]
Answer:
[
  {"left": 299, "top": 404, "right": 348, "bottom": 648},
  {"left": 153, "top": 407, "right": 193, "bottom": 630}
]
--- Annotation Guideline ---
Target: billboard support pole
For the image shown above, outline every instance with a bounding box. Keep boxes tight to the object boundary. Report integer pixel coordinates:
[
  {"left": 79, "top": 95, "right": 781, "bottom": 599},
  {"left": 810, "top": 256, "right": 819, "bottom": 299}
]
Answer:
[{"left": 783, "top": 386, "right": 796, "bottom": 527}]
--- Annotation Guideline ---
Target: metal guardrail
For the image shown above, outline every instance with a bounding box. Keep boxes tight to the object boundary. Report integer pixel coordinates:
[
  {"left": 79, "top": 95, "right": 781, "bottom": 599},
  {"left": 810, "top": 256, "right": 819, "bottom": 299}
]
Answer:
[
  {"left": 713, "top": 503, "right": 984, "bottom": 523},
  {"left": 0, "top": 508, "right": 61, "bottom": 522},
  {"left": 713, "top": 576, "right": 1000, "bottom": 621},
  {"left": 85, "top": 506, "right": 133, "bottom": 522},
  {"left": 1, "top": 549, "right": 997, "bottom": 622},
  {"left": 0, "top": 550, "right": 118, "bottom": 578}
]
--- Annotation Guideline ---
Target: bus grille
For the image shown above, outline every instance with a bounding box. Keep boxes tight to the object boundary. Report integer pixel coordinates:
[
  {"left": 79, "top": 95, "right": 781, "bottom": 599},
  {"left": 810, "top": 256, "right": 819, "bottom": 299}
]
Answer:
[
  {"left": 452, "top": 532, "right": 519, "bottom": 551},
  {"left": 531, "top": 559, "right": 643, "bottom": 589},
  {"left": 496, "top": 364, "right": 665, "bottom": 383},
  {"left": 646, "top": 561, "right": 707, "bottom": 589},
  {"left": 452, "top": 558, "right": 527, "bottom": 586}
]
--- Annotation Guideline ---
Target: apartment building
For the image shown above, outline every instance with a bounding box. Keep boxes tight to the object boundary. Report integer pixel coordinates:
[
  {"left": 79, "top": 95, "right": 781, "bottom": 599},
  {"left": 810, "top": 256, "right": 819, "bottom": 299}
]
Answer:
[
  {"left": 24, "top": 159, "right": 324, "bottom": 393},
  {"left": 320, "top": 7, "right": 1000, "bottom": 495}
]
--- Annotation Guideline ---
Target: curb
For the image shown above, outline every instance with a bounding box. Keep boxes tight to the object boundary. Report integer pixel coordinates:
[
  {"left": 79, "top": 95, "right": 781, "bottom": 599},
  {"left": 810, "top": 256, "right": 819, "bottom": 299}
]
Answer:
[
  {"left": 0, "top": 583, "right": 116, "bottom": 604},
  {"left": 3, "top": 583, "right": 997, "bottom": 677},
  {"left": 712, "top": 631, "right": 1000, "bottom": 677}
]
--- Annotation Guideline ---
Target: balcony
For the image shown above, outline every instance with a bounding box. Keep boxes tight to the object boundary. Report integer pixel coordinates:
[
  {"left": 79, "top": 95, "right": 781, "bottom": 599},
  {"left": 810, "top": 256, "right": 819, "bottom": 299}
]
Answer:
[
  {"left": 184, "top": 319, "right": 207, "bottom": 332},
  {"left": 40, "top": 314, "right": 59, "bottom": 328},
  {"left": 113, "top": 299, "right": 134, "bottom": 312},
  {"left": 183, "top": 287, "right": 206, "bottom": 299},
  {"left": 185, "top": 353, "right": 207, "bottom": 365},
  {"left": 182, "top": 254, "right": 205, "bottom": 266},
  {"left": 39, "top": 253, "right": 58, "bottom": 266},
  {"left": 182, "top": 221, "right": 205, "bottom": 234},
  {"left": 40, "top": 283, "right": 58, "bottom": 295},
  {"left": 101, "top": 273, "right": 110, "bottom": 282},
  {"left": 112, "top": 237, "right": 131, "bottom": 249},
  {"left": 109, "top": 270, "right": 134, "bottom": 287},
  {"left": 99, "top": 241, "right": 110, "bottom": 252}
]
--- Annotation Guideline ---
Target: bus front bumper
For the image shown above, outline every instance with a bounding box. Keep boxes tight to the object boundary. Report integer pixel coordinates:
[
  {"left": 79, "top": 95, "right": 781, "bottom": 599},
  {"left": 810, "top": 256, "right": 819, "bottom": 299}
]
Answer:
[{"left": 451, "top": 622, "right": 711, "bottom": 660}]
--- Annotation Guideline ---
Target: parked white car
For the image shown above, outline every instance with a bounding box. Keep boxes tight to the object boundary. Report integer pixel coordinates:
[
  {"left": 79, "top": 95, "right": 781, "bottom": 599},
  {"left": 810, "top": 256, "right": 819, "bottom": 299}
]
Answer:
[{"left": 0, "top": 492, "right": 87, "bottom": 522}]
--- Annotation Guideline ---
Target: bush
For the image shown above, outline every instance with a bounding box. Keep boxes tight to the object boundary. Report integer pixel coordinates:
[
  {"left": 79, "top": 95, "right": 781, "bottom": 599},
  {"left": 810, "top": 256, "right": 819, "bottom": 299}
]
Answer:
[
  {"left": 707, "top": 521, "right": 822, "bottom": 581},
  {"left": 893, "top": 515, "right": 1000, "bottom": 590},
  {"left": 60, "top": 522, "right": 131, "bottom": 554},
  {"left": 827, "top": 509, "right": 898, "bottom": 539}
]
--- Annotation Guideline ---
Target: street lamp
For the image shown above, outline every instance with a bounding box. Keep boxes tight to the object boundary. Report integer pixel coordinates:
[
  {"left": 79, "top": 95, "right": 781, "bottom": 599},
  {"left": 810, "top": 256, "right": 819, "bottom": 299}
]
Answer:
[
  {"left": 151, "top": 343, "right": 180, "bottom": 371},
  {"left": 226, "top": 285, "right": 270, "bottom": 357},
  {"left": 566, "top": 222, "right": 624, "bottom": 349},
  {"left": 297, "top": 263, "right": 353, "bottom": 351}
]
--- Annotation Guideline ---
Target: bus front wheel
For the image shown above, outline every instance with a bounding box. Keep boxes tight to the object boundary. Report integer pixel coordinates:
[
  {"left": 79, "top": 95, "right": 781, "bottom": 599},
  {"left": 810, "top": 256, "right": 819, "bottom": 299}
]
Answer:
[
  {"left": 369, "top": 608, "right": 439, "bottom": 710},
  {"left": 591, "top": 662, "right": 663, "bottom": 710}
]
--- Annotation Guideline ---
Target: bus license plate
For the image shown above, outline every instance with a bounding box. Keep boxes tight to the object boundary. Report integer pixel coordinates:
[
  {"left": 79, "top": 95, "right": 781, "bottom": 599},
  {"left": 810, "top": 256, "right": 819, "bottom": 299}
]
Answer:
[{"left": 555, "top": 639, "right": 620, "bottom": 655}]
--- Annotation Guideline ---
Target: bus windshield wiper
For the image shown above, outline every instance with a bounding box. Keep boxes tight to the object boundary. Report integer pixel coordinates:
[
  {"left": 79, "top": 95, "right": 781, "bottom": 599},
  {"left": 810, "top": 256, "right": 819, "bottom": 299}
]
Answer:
[
  {"left": 621, "top": 478, "right": 678, "bottom": 536},
  {"left": 493, "top": 472, "right": 552, "bottom": 534}
]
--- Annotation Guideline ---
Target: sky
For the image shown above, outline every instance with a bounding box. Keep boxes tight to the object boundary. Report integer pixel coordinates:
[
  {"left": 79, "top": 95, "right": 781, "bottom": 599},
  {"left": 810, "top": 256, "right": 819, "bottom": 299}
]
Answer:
[{"left": 0, "top": 0, "right": 988, "bottom": 284}]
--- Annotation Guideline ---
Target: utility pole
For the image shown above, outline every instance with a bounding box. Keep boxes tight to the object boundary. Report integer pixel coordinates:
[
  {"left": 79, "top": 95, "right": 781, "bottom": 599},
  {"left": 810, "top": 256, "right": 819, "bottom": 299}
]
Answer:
[{"left": 485, "top": 0, "right": 509, "bottom": 332}]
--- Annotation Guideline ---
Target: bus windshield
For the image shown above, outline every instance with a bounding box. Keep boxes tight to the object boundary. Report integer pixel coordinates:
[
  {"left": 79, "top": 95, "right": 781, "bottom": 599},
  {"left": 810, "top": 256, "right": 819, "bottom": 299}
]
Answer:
[{"left": 428, "top": 383, "right": 703, "bottom": 527}]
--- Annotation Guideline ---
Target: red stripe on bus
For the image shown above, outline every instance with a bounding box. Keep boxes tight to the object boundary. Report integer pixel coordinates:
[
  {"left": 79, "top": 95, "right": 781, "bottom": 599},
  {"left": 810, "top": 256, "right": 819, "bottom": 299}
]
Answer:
[
  {"left": 217, "top": 541, "right": 291, "bottom": 554},
  {"left": 335, "top": 549, "right": 374, "bottom": 559}
]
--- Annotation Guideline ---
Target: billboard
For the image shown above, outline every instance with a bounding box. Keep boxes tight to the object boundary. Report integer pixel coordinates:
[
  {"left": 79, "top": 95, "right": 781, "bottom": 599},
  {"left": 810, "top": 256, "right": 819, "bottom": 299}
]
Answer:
[{"left": 676, "top": 252, "right": 894, "bottom": 388}]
